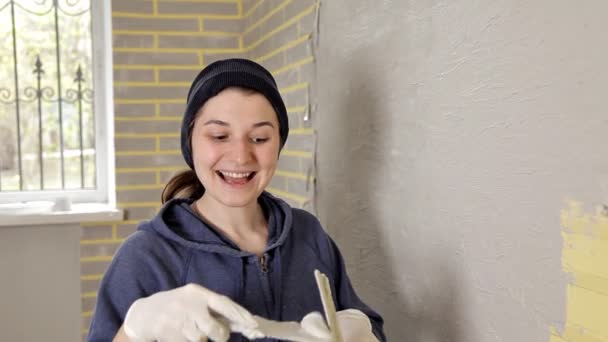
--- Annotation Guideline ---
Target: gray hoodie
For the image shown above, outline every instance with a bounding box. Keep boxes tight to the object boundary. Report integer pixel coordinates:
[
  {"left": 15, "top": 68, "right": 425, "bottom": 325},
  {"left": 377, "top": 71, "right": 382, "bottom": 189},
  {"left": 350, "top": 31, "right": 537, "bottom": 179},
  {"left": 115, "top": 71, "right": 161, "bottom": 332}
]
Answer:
[{"left": 87, "top": 192, "right": 385, "bottom": 341}]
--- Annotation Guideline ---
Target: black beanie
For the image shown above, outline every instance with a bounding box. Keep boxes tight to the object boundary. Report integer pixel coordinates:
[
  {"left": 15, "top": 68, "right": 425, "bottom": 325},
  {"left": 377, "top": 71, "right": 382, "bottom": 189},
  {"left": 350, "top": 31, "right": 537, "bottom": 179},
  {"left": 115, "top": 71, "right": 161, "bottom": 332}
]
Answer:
[{"left": 180, "top": 58, "right": 289, "bottom": 170}]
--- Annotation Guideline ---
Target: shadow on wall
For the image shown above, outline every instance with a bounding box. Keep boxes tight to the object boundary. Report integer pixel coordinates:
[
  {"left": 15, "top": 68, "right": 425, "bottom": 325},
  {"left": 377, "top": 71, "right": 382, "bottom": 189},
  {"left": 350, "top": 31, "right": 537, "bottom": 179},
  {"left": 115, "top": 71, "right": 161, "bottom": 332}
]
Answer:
[{"left": 322, "top": 56, "right": 469, "bottom": 341}]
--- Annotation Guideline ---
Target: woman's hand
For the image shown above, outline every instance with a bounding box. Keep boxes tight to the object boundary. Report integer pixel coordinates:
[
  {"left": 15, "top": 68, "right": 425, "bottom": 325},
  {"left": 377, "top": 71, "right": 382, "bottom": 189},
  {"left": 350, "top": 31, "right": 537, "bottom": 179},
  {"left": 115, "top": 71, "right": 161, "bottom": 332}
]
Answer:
[
  {"left": 335, "top": 309, "right": 379, "bottom": 342},
  {"left": 122, "top": 283, "right": 262, "bottom": 342}
]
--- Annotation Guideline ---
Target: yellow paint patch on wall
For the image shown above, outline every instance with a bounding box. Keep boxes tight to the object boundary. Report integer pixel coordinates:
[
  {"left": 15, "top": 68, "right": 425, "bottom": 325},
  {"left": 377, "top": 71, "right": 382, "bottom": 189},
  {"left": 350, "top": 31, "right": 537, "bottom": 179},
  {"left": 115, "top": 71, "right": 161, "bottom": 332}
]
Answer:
[{"left": 550, "top": 201, "right": 608, "bottom": 342}]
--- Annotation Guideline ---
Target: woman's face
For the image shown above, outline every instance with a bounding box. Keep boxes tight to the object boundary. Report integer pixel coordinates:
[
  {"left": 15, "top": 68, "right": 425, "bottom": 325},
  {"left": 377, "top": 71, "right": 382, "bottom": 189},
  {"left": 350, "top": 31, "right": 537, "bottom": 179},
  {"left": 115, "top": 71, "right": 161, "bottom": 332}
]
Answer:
[{"left": 191, "top": 87, "right": 281, "bottom": 208}]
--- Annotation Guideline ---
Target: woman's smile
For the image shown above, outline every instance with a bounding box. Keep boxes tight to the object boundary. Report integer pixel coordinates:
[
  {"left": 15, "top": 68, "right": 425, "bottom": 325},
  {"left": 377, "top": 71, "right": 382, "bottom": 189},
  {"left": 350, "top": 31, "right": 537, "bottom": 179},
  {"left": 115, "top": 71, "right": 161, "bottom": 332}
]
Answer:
[{"left": 216, "top": 170, "right": 257, "bottom": 186}]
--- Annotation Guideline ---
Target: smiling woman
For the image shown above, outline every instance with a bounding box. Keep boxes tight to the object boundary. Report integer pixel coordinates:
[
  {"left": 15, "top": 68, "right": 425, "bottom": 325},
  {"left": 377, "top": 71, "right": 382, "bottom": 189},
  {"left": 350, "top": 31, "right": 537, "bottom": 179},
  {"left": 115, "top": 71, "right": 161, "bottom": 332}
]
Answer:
[{"left": 87, "top": 59, "right": 386, "bottom": 342}]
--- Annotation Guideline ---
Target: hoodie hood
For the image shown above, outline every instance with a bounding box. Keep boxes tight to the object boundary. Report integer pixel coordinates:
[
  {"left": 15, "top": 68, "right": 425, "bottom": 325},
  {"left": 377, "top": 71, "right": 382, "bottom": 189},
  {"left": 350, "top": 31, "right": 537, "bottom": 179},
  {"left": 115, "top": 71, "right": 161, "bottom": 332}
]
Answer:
[{"left": 139, "top": 191, "right": 293, "bottom": 257}]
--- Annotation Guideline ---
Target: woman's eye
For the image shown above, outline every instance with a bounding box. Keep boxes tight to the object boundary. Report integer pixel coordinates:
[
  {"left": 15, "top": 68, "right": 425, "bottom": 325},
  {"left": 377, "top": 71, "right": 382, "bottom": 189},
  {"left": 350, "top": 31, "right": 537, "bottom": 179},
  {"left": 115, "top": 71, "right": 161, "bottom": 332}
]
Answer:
[
  {"left": 211, "top": 135, "right": 228, "bottom": 141},
  {"left": 251, "top": 137, "right": 269, "bottom": 144}
]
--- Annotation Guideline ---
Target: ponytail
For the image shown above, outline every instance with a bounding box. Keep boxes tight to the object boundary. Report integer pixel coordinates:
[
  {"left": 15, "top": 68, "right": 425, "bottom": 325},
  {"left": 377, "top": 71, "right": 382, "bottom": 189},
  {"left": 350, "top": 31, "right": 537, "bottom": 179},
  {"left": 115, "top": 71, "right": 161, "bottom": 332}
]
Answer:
[{"left": 161, "top": 169, "right": 205, "bottom": 204}]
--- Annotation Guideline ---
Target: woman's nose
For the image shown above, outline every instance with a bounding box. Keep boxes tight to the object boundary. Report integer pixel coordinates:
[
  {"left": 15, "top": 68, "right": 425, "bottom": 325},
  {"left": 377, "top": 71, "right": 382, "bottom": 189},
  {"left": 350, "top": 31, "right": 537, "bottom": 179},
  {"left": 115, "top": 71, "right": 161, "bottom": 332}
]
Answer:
[{"left": 230, "top": 138, "right": 253, "bottom": 164}]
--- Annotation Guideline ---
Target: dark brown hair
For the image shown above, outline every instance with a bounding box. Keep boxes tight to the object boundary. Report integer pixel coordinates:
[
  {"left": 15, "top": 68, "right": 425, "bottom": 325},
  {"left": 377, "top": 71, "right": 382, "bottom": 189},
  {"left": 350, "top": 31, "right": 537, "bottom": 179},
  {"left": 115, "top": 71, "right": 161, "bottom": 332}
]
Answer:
[{"left": 161, "top": 169, "right": 205, "bottom": 204}]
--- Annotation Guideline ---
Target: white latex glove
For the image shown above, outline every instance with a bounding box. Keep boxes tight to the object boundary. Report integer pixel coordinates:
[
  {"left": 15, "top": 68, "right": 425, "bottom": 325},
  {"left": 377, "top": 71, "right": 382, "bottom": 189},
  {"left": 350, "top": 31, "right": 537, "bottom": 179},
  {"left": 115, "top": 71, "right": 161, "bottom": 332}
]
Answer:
[
  {"left": 123, "top": 284, "right": 263, "bottom": 342},
  {"left": 335, "top": 309, "right": 379, "bottom": 342}
]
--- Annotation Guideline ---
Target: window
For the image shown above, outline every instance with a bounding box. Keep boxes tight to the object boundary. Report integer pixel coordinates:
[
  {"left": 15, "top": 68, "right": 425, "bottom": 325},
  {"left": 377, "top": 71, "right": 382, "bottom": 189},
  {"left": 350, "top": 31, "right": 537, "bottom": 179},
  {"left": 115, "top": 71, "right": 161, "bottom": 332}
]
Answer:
[{"left": 0, "top": 0, "right": 114, "bottom": 205}]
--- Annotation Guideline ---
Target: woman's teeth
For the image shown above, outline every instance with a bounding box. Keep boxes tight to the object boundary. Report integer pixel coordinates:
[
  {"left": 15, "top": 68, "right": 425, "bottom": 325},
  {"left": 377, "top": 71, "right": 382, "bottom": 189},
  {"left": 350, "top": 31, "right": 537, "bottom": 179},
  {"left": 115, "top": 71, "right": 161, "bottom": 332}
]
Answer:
[{"left": 220, "top": 171, "right": 251, "bottom": 179}]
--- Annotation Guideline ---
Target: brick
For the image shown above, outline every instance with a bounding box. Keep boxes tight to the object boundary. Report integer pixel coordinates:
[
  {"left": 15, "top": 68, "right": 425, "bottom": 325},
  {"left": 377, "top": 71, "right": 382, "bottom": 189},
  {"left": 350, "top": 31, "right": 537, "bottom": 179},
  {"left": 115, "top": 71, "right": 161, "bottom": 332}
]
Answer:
[
  {"left": 248, "top": 44, "right": 264, "bottom": 60},
  {"left": 249, "top": 29, "right": 274, "bottom": 53},
  {"left": 284, "top": 0, "right": 314, "bottom": 23},
  {"left": 115, "top": 137, "right": 156, "bottom": 151},
  {"left": 80, "top": 260, "right": 111, "bottom": 275},
  {"left": 82, "top": 316, "right": 92, "bottom": 331},
  {"left": 258, "top": 8, "right": 284, "bottom": 39},
  {"left": 81, "top": 279, "right": 102, "bottom": 293},
  {"left": 301, "top": 200, "right": 314, "bottom": 213},
  {"left": 265, "top": 0, "right": 285, "bottom": 9},
  {"left": 245, "top": 1, "right": 272, "bottom": 30},
  {"left": 81, "top": 243, "right": 120, "bottom": 258},
  {"left": 242, "top": 26, "right": 261, "bottom": 48},
  {"left": 115, "top": 120, "right": 181, "bottom": 134},
  {"left": 117, "top": 172, "right": 157, "bottom": 186},
  {"left": 284, "top": 133, "right": 313, "bottom": 151},
  {"left": 281, "top": 197, "right": 301, "bottom": 209},
  {"left": 117, "top": 223, "right": 138, "bottom": 239},
  {"left": 113, "top": 69, "right": 155, "bottom": 83},
  {"left": 114, "top": 103, "right": 155, "bottom": 117},
  {"left": 244, "top": 14, "right": 255, "bottom": 31},
  {"left": 258, "top": 57, "right": 283, "bottom": 75},
  {"left": 203, "top": 18, "right": 243, "bottom": 33},
  {"left": 158, "top": 35, "right": 239, "bottom": 49},
  {"left": 123, "top": 207, "right": 159, "bottom": 221},
  {"left": 288, "top": 106, "right": 307, "bottom": 118},
  {"left": 287, "top": 111, "right": 302, "bottom": 129},
  {"left": 113, "top": 17, "right": 199, "bottom": 31},
  {"left": 159, "top": 103, "right": 187, "bottom": 116},
  {"left": 282, "top": 86, "right": 308, "bottom": 108},
  {"left": 285, "top": 40, "right": 312, "bottom": 65},
  {"left": 113, "top": 34, "right": 155, "bottom": 48},
  {"left": 114, "top": 86, "right": 189, "bottom": 100},
  {"left": 116, "top": 153, "right": 185, "bottom": 168},
  {"left": 81, "top": 296, "right": 96, "bottom": 312},
  {"left": 274, "top": 67, "right": 299, "bottom": 88},
  {"left": 242, "top": 0, "right": 258, "bottom": 14},
  {"left": 203, "top": 51, "right": 248, "bottom": 64},
  {"left": 255, "top": 22, "right": 299, "bottom": 55},
  {"left": 157, "top": 2, "right": 238, "bottom": 15},
  {"left": 160, "top": 170, "right": 185, "bottom": 183},
  {"left": 300, "top": 157, "right": 313, "bottom": 175},
  {"left": 158, "top": 69, "right": 199, "bottom": 83},
  {"left": 287, "top": 177, "right": 310, "bottom": 195},
  {"left": 117, "top": 188, "right": 163, "bottom": 203},
  {"left": 113, "top": 51, "right": 199, "bottom": 65},
  {"left": 159, "top": 137, "right": 180, "bottom": 151},
  {"left": 298, "top": 60, "right": 315, "bottom": 82},
  {"left": 263, "top": 53, "right": 285, "bottom": 73},
  {"left": 269, "top": 174, "right": 286, "bottom": 190},
  {"left": 80, "top": 225, "right": 113, "bottom": 240},
  {"left": 270, "top": 23, "right": 299, "bottom": 50},
  {"left": 277, "top": 154, "right": 300, "bottom": 173},
  {"left": 285, "top": 101, "right": 309, "bottom": 118},
  {"left": 252, "top": 0, "right": 283, "bottom": 23},
  {"left": 296, "top": 8, "right": 317, "bottom": 35},
  {"left": 112, "top": 0, "right": 154, "bottom": 13}
]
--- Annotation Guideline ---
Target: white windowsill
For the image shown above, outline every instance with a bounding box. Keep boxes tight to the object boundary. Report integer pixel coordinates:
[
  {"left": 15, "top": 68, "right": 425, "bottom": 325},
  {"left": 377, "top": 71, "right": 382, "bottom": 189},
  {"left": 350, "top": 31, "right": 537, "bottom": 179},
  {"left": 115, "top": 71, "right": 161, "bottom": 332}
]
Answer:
[{"left": 0, "top": 203, "right": 123, "bottom": 227}]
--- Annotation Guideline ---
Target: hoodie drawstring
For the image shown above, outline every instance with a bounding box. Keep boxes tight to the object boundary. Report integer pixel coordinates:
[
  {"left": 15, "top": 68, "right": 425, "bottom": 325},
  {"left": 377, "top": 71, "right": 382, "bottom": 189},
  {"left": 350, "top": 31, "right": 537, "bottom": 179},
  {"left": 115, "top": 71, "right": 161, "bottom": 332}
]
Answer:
[{"left": 273, "top": 246, "right": 284, "bottom": 321}]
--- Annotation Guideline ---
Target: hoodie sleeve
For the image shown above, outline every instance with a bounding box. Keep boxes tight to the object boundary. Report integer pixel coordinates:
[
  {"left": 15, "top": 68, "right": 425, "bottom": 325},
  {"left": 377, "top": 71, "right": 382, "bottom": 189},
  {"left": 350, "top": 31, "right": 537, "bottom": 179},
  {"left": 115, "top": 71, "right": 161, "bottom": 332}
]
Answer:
[
  {"left": 86, "top": 229, "right": 182, "bottom": 342},
  {"left": 327, "top": 237, "right": 387, "bottom": 342}
]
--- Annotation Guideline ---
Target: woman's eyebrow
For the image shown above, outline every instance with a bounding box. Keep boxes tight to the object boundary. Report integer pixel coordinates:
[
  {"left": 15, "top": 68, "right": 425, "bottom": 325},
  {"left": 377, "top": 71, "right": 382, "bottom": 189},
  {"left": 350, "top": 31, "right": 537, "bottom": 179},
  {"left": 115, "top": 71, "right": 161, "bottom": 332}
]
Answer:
[
  {"left": 202, "top": 120, "right": 274, "bottom": 128},
  {"left": 203, "top": 119, "right": 229, "bottom": 126},
  {"left": 252, "top": 121, "right": 274, "bottom": 128}
]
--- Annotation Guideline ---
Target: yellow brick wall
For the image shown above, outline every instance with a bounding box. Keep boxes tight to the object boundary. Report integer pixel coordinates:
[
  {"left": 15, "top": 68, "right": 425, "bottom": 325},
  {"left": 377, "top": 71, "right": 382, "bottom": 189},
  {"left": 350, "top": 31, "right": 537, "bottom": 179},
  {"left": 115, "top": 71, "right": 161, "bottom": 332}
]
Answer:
[
  {"left": 80, "top": 0, "right": 319, "bottom": 337},
  {"left": 243, "top": 0, "right": 318, "bottom": 210},
  {"left": 550, "top": 202, "right": 608, "bottom": 342}
]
